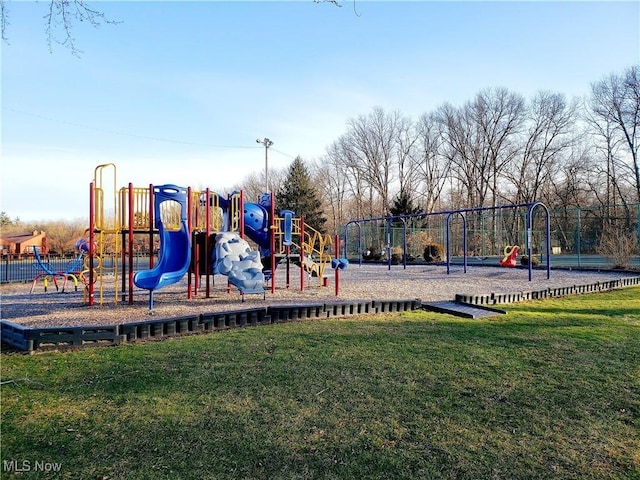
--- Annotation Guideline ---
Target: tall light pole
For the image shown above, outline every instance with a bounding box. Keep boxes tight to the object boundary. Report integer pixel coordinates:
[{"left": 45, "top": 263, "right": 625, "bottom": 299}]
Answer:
[{"left": 256, "top": 137, "right": 273, "bottom": 193}]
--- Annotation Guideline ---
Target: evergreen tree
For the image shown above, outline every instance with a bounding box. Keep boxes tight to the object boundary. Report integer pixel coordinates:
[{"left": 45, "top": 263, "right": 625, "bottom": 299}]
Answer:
[
  {"left": 276, "top": 156, "right": 327, "bottom": 233},
  {"left": 390, "top": 189, "right": 422, "bottom": 217},
  {"left": 0, "top": 211, "right": 12, "bottom": 227}
]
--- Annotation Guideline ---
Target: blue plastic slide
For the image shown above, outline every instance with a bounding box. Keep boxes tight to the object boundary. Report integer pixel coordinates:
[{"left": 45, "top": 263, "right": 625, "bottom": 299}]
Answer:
[{"left": 134, "top": 185, "right": 191, "bottom": 310}]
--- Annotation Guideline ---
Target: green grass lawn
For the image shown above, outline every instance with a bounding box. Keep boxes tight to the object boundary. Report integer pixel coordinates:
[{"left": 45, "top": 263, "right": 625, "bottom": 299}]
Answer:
[{"left": 1, "top": 287, "right": 639, "bottom": 479}]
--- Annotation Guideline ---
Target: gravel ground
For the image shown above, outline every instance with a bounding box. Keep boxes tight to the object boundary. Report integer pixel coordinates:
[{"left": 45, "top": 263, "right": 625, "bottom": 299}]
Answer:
[{"left": 1, "top": 264, "right": 638, "bottom": 328}]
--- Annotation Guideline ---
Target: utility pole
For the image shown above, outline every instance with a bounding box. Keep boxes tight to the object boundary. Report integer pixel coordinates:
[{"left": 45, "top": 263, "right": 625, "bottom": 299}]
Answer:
[{"left": 256, "top": 137, "right": 274, "bottom": 193}]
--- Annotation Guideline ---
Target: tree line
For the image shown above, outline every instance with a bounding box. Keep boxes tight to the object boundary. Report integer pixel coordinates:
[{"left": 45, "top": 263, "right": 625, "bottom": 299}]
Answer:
[
  {"left": 237, "top": 65, "right": 638, "bottom": 247},
  {"left": 304, "top": 65, "right": 639, "bottom": 237},
  {"left": 2, "top": 65, "right": 638, "bottom": 254}
]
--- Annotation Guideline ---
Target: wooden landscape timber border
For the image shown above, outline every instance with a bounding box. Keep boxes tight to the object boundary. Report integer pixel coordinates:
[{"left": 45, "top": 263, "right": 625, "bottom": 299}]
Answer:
[
  {"left": 455, "top": 276, "right": 640, "bottom": 305},
  {"left": 2, "top": 276, "right": 639, "bottom": 353},
  {"left": 0, "top": 299, "right": 422, "bottom": 353}
]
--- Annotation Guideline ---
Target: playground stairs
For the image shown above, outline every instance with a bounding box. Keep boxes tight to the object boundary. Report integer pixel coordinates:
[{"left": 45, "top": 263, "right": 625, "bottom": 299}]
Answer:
[{"left": 421, "top": 301, "right": 507, "bottom": 319}]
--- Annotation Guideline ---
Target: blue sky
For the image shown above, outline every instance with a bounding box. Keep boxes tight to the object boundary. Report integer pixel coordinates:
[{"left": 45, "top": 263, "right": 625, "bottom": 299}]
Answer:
[{"left": 1, "top": 1, "right": 639, "bottom": 222}]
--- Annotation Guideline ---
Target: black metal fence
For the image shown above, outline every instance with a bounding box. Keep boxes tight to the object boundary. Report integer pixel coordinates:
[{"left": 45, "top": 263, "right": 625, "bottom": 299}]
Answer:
[{"left": 0, "top": 254, "right": 154, "bottom": 284}]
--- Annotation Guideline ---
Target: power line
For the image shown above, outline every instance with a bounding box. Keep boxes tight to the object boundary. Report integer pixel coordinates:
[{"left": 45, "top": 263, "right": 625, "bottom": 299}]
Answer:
[
  {"left": 270, "top": 147, "right": 296, "bottom": 160},
  {"left": 3, "top": 107, "right": 258, "bottom": 150},
  {"left": 5, "top": 107, "right": 305, "bottom": 161}
]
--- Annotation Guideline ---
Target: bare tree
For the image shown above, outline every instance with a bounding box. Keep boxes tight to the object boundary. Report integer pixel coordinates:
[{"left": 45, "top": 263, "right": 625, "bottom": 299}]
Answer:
[
  {"left": 435, "top": 102, "right": 487, "bottom": 208},
  {"left": 1, "top": 218, "right": 86, "bottom": 255},
  {"left": 472, "top": 87, "right": 526, "bottom": 207},
  {"left": 435, "top": 89, "right": 526, "bottom": 209},
  {"left": 584, "top": 103, "right": 626, "bottom": 210},
  {"left": 343, "top": 107, "right": 405, "bottom": 214},
  {"left": 0, "top": 0, "right": 7, "bottom": 42},
  {"left": 412, "top": 112, "right": 449, "bottom": 212},
  {"left": 1, "top": 0, "right": 117, "bottom": 54},
  {"left": 588, "top": 65, "right": 640, "bottom": 203},
  {"left": 313, "top": 153, "right": 349, "bottom": 235},
  {"left": 327, "top": 135, "right": 373, "bottom": 219},
  {"left": 44, "top": 219, "right": 87, "bottom": 254},
  {"left": 545, "top": 141, "right": 596, "bottom": 251},
  {"left": 231, "top": 171, "right": 263, "bottom": 204},
  {"left": 232, "top": 168, "right": 286, "bottom": 204},
  {"left": 507, "top": 91, "right": 576, "bottom": 204},
  {"left": 394, "top": 114, "right": 420, "bottom": 204}
]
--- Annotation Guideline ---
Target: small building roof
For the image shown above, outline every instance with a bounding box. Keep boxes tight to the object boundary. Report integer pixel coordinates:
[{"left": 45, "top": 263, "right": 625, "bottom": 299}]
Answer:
[{"left": 0, "top": 231, "right": 46, "bottom": 243}]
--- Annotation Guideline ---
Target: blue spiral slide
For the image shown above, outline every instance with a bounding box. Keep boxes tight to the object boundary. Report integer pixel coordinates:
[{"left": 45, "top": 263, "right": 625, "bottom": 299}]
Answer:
[
  {"left": 134, "top": 185, "right": 191, "bottom": 310},
  {"left": 243, "top": 202, "right": 271, "bottom": 255}
]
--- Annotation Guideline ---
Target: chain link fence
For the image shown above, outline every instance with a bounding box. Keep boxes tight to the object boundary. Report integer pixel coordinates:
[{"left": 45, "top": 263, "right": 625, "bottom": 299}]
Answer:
[{"left": 344, "top": 203, "right": 640, "bottom": 269}]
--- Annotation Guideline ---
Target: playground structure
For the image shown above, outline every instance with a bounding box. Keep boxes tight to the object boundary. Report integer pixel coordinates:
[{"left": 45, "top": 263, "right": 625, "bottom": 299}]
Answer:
[
  {"left": 87, "top": 164, "right": 338, "bottom": 308},
  {"left": 30, "top": 246, "right": 85, "bottom": 293},
  {"left": 344, "top": 202, "right": 551, "bottom": 281}
]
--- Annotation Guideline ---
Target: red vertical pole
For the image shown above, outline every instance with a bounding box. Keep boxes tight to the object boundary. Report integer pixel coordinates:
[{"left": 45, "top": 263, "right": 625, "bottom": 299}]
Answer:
[
  {"left": 148, "top": 185, "right": 154, "bottom": 268},
  {"left": 187, "top": 187, "right": 193, "bottom": 299},
  {"left": 270, "top": 192, "right": 276, "bottom": 294},
  {"left": 128, "top": 183, "right": 134, "bottom": 305},
  {"left": 88, "top": 182, "right": 95, "bottom": 306},
  {"left": 239, "top": 190, "right": 245, "bottom": 239},
  {"left": 225, "top": 191, "right": 233, "bottom": 295},
  {"left": 120, "top": 187, "right": 126, "bottom": 302},
  {"left": 205, "top": 188, "right": 211, "bottom": 298},
  {"left": 120, "top": 229, "right": 126, "bottom": 302},
  {"left": 300, "top": 217, "right": 305, "bottom": 292},
  {"left": 226, "top": 191, "right": 232, "bottom": 295},
  {"left": 120, "top": 189, "right": 126, "bottom": 303},
  {"left": 335, "top": 234, "right": 340, "bottom": 296}
]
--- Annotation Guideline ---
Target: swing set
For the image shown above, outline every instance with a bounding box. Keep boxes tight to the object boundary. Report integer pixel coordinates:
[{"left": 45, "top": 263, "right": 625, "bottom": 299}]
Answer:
[{"left": 344, "top": 202, "right": 551, "bottom": 281}]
